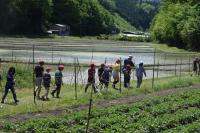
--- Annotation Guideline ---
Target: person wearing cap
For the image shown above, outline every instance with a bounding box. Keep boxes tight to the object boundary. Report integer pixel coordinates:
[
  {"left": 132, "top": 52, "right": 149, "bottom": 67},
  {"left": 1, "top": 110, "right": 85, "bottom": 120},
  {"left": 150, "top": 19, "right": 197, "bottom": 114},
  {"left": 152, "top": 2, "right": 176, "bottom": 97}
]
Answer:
[
  {"left": 136, "top": 61, "right": 146, "bottom": 88},
  {"left": 42, "top": 66, "right": 51, "bottom": 101},
  {"left": 84, "top": 63, "right": 97, "bottom": 93},
  {"left": 1, "top": 67, "right": 19, "bottom": 104},
  {"left": 51, "top": 65, "right": 64, "bottom": 98},
  {"left": 34, "top": 61, "right": 44, "bottom": 99},
  {"left": 112, "top": 59, "right": 120, "bottom": 89},
  {"left": 123, "top": 64, "right": 132, "bottom": 88},
  {"left": 124, "top": 55, "right": 134, "bottom": 68},
  {"left": 98, "top": 63, "right": 105, "bottom": 89},
  {"left": 191, "top": 57, "right": 198, "bottom": 76}
]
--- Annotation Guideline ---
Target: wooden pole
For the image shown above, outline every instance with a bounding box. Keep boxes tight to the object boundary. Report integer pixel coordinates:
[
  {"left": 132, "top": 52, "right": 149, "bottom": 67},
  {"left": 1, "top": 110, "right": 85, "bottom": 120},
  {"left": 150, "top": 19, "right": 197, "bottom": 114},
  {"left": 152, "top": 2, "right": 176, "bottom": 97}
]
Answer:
[
  {"left": 32, "top": 45, "right": 36, "bottom": 104},
  {"left": 11, "top": 46, "right": 14, "bottom": 62},
  {"left": 152, "top": 49, "right": 156, "bottom": 89},
  {"left": 179, "top": 58, "right": 182, "bottom": 78},
  {"left": 157, "top": 60, "right": 159, "bottom": 79},
  {"left": 189, "top": 56, "right": 191, "bottom": 75},
  {"left": 175, "top": 59, "right": 177, "bottom": 76},
  {"left": 119, "top": 57, "right": 122, "bottom": 93},
  {"left": 51, "top": 46, "right": 53, "bottom": 64},
  {"left": 85, "top": 69, "right": 94, "bottom": 133},
  {"left": 74, "top": 57, "right": 77, "bottom": 100}
]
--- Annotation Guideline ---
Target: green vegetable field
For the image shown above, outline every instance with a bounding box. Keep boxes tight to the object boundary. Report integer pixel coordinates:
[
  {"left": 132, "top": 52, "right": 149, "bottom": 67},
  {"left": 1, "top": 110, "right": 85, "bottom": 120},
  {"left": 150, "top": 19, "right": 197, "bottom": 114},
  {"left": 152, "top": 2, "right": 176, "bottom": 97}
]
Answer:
[{"left": 3, "top": 90, "right": 200, "bottom": 133}]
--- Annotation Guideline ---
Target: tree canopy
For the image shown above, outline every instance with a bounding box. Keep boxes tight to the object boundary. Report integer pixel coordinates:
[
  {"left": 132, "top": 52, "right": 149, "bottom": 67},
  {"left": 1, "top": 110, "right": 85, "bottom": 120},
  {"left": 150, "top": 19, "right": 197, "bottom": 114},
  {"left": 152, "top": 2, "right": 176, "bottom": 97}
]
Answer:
[{"left": 150, "top": 0, "right": 200, "bottom": 50}]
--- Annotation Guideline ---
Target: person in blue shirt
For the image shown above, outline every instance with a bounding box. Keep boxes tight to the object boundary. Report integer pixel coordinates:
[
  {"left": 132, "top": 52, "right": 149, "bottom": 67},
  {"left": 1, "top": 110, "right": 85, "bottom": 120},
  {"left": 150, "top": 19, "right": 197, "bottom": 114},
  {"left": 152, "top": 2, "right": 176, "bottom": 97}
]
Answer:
[
  {"left": 1, "top": 67, "right": 19, "bottom": 104},
  {"left": 136, "top": 61, "right": 146, "bottom": 88}
]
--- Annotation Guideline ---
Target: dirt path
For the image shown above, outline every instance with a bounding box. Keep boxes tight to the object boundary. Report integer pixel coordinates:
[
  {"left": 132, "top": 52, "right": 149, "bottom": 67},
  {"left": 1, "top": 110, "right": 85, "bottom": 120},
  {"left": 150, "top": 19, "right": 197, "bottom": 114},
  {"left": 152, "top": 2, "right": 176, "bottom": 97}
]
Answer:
[{"left": 1, "top": 84, "right": 200, "bottom": 126}]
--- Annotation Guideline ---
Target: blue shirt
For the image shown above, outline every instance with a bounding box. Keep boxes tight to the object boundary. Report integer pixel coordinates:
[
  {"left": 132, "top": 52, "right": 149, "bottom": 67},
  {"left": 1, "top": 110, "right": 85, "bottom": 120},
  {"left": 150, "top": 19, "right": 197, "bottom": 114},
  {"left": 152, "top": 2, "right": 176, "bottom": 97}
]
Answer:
[{"left": 136, "top": 66, "right": 146, "bottom": 78}]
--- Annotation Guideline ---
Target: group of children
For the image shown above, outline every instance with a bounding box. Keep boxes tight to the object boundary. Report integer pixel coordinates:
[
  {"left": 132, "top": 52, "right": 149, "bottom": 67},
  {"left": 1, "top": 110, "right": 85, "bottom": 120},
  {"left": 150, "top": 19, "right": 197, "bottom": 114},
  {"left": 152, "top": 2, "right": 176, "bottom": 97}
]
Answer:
[
  {"left": 0, "top": 61, "right": 64, "bottom": 104},
  {"left": 0, "top": 55, "right": 147, "bottom": 104},
  {"left": 84, "top": 55, "right": 147, "bottom": 93},
  {"left": 34, "top": 61, "right": 64, "bottom": 101}
]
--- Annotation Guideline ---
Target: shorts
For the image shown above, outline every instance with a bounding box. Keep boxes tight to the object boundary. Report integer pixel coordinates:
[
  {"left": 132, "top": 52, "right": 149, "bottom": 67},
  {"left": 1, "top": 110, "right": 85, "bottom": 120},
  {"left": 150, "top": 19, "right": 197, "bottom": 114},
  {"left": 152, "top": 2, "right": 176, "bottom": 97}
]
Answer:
[
  {"left": 112, "top": 71, "right": 119, "bottom": 79},
  {"left": 36, "top": 77, "right": 43, "bottom": 87}
]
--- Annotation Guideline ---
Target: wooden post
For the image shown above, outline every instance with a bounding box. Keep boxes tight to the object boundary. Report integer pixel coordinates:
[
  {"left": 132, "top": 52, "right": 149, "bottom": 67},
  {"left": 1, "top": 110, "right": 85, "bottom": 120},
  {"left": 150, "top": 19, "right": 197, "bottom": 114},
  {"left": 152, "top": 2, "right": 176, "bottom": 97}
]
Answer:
[
  {"left": 175, "top": 59, "right": 177, "bottom": 76},
  {"left": 119, "top": 57, "right": 122, "bottom": 93},
  {"left": 152, "top": 49, "right": 156, "bottom": 89},
  {"left": 74, "top": 57, "right": 77, "bottom": 100},
  {"left": 157, "top": 60, "right": 159, "bottom": 79},
  {"left": 179, "top": 58, "right": 182, "bottom": 78},
  {"left": 189, "top": 56, "right": 191, "bottom": 75},
  {"left": 32, "top": 45, "right": 36, "bottom": 104},
  {"left": 86, "top": 70, "right": 94, "bottom": 133},
  {"left": 51, "top": 46, "right": 53, "bottom": 64},
  {"left": 11, "top": 46, "right": 14, "bottom": 62}
]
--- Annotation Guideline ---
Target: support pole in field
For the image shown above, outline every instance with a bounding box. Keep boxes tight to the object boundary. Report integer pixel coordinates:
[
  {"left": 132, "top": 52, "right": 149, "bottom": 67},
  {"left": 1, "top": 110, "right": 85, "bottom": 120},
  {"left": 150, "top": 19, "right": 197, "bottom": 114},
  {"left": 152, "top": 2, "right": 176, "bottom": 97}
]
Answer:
[
  {"left": 51, "top": 46, "right": 53, "bottom": 64},
  {"left": 85, "top": 74, "right": 95, "bottom": 133},
  {"left": 32, "top": 45, "right": 36, "bottom": 104},
  {"left": 157, "top": 60, "right": 159, "bottom": 79},
  {"left": 189, "top": 56, "right": 191, "bottom": 75},
  {"left": 11, "top": 45, "right": 14, "bottom": 62},
  {"left": 77, "top": 58, "right": 84, "bottom": 85},
  {"left": 152, "top": 49, "right": 156, "bottom": 89},
  {"left": 175, "top": 59, "right": 177, "bottom": 76},
  {"left": 119, "top": 57, "right": 122, "bottom": 93},
  {"left": 179, "top": 58, "right": 182, "bottom": 78},
  {"left": 74, "top": 57, "right": 77, "bottom": 100}
]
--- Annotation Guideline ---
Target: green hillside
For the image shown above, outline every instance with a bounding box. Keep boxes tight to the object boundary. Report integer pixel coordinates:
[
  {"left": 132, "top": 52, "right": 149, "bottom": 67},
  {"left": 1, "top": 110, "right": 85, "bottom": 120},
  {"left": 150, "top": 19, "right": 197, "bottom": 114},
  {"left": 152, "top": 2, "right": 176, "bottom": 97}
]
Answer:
[{"left": 0, "top": 0, "right": 158, "bottom": 35}]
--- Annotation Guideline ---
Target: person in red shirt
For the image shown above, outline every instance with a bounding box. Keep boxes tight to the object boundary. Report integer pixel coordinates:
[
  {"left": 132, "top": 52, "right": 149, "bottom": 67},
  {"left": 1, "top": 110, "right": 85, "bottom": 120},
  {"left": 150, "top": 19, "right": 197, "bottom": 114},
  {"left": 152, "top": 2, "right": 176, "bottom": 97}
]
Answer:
[{"left": 84, "top": 63, "right": 97, "bottom": 93}]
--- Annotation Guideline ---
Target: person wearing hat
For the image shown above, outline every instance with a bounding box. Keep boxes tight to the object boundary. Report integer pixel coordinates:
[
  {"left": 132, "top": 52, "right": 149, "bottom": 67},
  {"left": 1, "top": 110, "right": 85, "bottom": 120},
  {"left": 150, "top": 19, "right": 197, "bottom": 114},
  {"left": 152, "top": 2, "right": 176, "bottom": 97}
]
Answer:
[
  {"left": 34, "top": 61, "right": 44, "bottom": 99},
  {"left": 124, "top": 55, "right": 134, "bottom": 68},
  {"left": 84, "top": 63, "right": 97, "bottom": 93},
  {"left": 135, "top": 61, "right": 146, "bottom": 88},
  {"left": 51, "top": 65, "right": 64, "bottom": 98},
  {"left": 42, "top": 66, "right": 51, "bottom": 100},
  {"left": 123, "top": 64, "right": 132, "bottom": 88},
  {"left": 1, "top": 67, "right": 19, "bottom": 104},
  {"left": 112, "top": 59, "right": 120, "bottom": 89}
]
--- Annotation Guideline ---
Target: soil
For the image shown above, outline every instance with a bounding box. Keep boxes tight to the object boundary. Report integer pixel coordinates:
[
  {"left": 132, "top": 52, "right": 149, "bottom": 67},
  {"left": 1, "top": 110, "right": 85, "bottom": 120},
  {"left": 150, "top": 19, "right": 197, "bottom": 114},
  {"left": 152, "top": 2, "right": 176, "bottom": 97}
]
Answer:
[{"left": 0, "top": 84, "right": 200, "bottom": 127}]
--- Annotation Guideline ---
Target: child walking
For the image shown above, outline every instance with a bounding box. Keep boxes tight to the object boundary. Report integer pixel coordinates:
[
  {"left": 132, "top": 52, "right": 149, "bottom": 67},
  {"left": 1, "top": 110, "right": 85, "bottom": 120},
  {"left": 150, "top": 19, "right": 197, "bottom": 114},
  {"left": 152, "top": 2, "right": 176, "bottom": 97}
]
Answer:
[
  {"left": 84, "top": 63, "right": 97, "bottom": 93},
  {"left": 136, "top": 61, "right": 146, "bottom": 88},
  {"left": 42, "top": 66, "right": 51, "bottom": 100},
  {"left": 51, "top": 65, "right": 64, "bottom": 98}
]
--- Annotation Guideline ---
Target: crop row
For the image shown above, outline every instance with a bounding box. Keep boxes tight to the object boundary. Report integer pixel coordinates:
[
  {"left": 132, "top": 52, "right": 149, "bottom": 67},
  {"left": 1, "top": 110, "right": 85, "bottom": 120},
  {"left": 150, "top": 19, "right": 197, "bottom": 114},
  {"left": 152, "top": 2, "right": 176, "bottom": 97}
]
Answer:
[{"left": 3, "top": 90, "right": 200, "bottom": 133}]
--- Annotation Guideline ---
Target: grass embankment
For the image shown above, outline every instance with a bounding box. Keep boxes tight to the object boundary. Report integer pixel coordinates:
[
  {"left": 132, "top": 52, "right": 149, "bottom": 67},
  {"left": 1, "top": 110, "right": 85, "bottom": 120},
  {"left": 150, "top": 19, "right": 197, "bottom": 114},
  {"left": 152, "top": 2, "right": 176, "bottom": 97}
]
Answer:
[
  {"left": 3, "top": 89, "right": 200, "bottom": 132},
  {"left": 0, "top": 62, "right": 199, "bottom": 118}
]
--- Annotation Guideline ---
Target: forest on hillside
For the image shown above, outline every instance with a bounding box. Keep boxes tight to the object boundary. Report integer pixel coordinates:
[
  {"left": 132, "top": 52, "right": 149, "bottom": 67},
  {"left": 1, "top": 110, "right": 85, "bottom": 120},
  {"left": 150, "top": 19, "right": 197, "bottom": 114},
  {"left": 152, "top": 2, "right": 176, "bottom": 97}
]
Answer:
[
  {"left": 0, "top": 0, "right": 158, "bottom": 35},
  {"left": 150, "top": 0, "right": 200, "bottom": 50}
]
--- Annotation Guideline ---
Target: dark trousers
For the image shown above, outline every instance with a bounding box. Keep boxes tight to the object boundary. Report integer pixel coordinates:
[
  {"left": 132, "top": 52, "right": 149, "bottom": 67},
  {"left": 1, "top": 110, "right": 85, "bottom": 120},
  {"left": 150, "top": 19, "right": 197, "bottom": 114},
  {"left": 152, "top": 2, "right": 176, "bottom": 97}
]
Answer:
[
  {"left": 2, "top": 85, "right": 17, "bottom": 102},
  {"left": 124, "top": 75, "right": 130, "bottom": 88},
  {"left": 51, "top": 84, "right": 61, "bottom": 97},
  {"left": 137, "top": 76, "right": 143, "bottom": 88}
]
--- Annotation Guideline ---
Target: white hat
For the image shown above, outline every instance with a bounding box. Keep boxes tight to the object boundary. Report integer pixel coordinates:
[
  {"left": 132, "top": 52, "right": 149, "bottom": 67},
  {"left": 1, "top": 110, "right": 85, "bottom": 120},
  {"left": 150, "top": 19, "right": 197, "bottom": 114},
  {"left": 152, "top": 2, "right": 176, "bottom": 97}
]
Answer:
[
  {"left": 129, "top": 55, "right": 133, "bottom": 58},
  {"left": 140, "top": 60, "right": 143, "bottom": 64}
]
